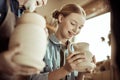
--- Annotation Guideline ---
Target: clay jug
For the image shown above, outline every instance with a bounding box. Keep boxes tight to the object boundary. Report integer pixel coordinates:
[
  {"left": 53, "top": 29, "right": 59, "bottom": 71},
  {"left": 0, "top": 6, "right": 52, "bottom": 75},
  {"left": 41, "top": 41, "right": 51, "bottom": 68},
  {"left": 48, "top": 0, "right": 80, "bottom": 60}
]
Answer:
[
  {"left": 73, "top": 42, "right": 96, "bottom": 72},
  {"left": 9, "top": 12, "right": 48, "bottom": 70}
]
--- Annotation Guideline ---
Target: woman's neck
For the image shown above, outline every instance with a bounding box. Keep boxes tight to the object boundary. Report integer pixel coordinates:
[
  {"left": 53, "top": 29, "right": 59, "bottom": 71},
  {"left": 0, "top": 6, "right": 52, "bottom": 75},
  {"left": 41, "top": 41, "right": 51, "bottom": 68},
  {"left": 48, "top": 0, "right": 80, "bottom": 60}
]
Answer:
[{"left": 55, "top": 32, "right": 67, "bottom": 46}]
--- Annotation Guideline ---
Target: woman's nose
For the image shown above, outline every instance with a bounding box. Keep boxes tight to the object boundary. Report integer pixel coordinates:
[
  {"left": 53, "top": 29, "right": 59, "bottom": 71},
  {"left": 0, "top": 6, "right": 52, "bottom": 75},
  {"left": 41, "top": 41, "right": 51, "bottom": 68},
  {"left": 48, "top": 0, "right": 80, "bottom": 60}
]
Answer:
[{"left": 72, "top": 27, "right": 78, "bottom": 34}]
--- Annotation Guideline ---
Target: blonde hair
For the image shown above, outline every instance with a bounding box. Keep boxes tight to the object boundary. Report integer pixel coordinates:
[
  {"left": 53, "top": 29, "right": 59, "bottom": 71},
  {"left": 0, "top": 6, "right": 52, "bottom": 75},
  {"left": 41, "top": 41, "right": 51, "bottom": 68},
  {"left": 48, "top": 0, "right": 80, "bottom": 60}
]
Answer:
[{"left": 52, "top": 3, "right": 86, "bottom": 19}]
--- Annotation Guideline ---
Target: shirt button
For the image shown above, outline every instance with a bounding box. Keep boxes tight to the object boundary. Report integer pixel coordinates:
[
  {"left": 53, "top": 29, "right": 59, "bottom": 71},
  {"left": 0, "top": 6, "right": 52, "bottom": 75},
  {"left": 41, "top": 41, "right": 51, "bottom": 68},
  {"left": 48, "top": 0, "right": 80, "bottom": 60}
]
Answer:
[{"left": 57, "top": 66, "right": 60, "bottom": 68}]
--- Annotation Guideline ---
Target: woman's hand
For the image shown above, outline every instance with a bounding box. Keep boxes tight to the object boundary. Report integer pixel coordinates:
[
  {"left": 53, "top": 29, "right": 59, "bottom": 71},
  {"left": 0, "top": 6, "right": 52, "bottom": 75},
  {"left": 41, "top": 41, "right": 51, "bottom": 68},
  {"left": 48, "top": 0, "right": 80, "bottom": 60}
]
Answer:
[
  {"left": 63, "top": 51, "right": 86, "bottom": 73},
  {"left": 92, "top": 55, "right": 96, "bottom": 64},
  {"left": 0, "top": 44, "right": 39, "bottom": 76}
]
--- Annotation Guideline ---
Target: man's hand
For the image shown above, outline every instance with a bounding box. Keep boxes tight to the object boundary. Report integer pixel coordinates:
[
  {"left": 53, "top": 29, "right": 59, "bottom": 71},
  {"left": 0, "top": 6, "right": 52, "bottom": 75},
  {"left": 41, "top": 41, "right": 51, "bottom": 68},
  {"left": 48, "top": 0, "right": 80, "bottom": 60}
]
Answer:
[
  {"left": 24, "top": 0, "right": 47, "bottom": 12},
  {"left": 0, "top": 44, "right": 39, "bottom": 76}
]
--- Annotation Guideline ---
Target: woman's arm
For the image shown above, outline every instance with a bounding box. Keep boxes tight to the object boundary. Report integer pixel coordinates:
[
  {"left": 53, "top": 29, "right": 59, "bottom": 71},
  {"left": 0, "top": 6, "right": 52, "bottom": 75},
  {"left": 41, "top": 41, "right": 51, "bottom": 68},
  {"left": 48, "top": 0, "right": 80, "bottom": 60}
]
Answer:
[
  {"left": 48, "top": 52, "right": 86, "bottom": 80},
  {"left": 48, "top": 67, "right": 69, "bottom": 80}
]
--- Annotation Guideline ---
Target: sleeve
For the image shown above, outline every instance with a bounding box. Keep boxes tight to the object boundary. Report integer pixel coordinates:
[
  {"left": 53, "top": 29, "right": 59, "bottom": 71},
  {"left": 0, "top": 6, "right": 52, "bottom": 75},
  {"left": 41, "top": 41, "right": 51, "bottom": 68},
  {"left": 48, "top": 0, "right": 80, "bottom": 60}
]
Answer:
[
  {"left": 0, "top": 0, "right": 7, "bottom": 25},
  {"left": 29, "top": 72, "right": 49, "bottom": 80},
  {"left": 0, "top": 0, "right": 6, "bottom": 10}
]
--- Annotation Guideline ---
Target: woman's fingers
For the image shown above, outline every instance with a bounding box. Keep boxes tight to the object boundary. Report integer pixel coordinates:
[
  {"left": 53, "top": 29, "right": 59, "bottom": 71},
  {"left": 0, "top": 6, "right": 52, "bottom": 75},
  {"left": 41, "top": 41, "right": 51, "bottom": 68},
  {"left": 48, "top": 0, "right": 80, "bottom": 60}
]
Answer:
[
  {"left": 72, "top": 58, "right": 86, "bottom": 65},
  {"left": 67, "top": 53, "right": 75, "bottom": 60},
  {"left": 92, "top": 55, "right": 96, "bottom": 64},
  {"left": 67, "top": 52, "right": 85, "bottom": 64},
  {"left": 85, "top": 68, "right": 92, "bottom": 73},
  {"left": 67, "top": 51, "right": 79, "bottom": 59}
]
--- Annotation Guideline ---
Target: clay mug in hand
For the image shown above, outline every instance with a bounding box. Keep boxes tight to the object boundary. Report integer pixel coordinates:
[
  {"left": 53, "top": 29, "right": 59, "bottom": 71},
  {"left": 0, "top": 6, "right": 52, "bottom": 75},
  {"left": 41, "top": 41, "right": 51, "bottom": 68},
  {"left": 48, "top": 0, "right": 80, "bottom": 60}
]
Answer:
[{"left": 73, "top": 42, "right": 96, "bottom": 72}]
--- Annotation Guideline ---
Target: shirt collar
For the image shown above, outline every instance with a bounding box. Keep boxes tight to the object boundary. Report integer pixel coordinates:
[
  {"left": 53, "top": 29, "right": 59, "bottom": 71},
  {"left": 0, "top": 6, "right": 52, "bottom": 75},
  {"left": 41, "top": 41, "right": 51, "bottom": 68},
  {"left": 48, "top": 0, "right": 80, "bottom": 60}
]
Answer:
[
  {"left": 49, "top": 33, "right": 62, "bottom": 45},
  {"left": 49, "top": 34, "right": 71, "bottom": 49}
]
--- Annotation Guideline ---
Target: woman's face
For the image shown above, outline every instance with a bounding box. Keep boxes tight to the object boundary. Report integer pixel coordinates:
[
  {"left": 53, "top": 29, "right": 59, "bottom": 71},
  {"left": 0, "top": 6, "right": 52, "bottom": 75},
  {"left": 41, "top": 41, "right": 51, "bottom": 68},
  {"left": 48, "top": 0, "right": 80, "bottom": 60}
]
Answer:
[{"left": 58, "top": 13, "right": 86, "bottom": 39}]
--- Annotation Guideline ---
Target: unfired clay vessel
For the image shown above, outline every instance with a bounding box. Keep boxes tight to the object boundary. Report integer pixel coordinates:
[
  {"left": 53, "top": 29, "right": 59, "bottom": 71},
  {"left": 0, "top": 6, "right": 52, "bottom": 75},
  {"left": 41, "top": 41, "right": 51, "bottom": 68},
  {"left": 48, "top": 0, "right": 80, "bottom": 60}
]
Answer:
[
  {"left": 73, "top": 42, "right": 96, "bottom": 72},
  {"left": 9, "top": 12, "right": 48, "bottom": 70}
]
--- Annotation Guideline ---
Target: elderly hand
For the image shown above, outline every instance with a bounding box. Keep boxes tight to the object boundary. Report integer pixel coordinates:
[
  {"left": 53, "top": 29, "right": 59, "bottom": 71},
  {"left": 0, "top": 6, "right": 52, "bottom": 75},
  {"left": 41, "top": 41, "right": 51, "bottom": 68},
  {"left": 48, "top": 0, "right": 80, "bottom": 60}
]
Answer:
[
  {"left": 24, "top": 0, "right": 47, "bottom": 12},
  {"left": 0, "top": 44, "right": 39, "bottom": 76}
]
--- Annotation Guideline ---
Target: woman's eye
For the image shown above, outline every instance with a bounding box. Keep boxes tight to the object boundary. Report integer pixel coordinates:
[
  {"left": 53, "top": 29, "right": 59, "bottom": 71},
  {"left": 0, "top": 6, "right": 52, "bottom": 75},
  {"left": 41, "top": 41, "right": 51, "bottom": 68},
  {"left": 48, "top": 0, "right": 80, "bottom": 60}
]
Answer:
[
  {"left": 79, "top": 26, "right": 81, "bottom": 29},
  {"left": 79, "top": 25, "right": 83, "bottom": 29},
  {"left": 71, "top": 22, "right": 76, "bottom": 26}
]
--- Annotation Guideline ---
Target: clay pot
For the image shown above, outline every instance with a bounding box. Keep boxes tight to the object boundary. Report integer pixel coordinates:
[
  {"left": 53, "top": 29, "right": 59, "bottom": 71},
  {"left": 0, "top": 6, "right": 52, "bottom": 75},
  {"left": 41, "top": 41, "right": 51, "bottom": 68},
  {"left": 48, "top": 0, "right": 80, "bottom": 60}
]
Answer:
[
  {"left": 9, "top": 12, "right": 48, "bottom": 70},
  {"left": 73, "top": 42, "right": 96, "bottom": 72}
]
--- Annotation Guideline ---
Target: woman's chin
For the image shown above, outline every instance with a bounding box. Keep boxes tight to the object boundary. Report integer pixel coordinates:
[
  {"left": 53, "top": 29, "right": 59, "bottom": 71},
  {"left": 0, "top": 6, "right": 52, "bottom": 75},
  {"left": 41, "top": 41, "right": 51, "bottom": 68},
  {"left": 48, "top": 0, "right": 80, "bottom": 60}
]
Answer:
[{"left": 67, "top": 36, "right": 73, "bottom": 40}]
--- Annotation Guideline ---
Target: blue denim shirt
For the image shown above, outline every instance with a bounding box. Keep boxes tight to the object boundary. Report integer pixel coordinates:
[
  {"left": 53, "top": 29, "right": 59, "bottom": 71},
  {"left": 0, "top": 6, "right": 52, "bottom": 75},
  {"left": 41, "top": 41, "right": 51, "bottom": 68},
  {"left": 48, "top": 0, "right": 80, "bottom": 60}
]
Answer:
[{"left": 30, "top": 34, "right": 76, "bottom": 80}]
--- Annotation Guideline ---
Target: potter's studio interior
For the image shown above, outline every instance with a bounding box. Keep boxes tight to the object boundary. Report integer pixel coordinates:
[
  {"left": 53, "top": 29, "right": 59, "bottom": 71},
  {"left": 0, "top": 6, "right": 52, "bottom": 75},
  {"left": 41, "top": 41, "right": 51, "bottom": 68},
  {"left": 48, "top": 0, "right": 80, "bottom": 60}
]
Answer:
[{"left": 0, "top": 0, "right": 120, "bottom": 80}]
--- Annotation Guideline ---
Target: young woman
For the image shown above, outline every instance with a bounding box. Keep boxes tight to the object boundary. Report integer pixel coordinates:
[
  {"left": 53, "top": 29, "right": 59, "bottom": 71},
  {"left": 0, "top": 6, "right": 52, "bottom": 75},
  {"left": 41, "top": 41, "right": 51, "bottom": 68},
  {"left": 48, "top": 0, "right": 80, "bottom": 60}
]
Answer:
[{"left": 30, "top": 3, "right": 87, "bottom": 80}]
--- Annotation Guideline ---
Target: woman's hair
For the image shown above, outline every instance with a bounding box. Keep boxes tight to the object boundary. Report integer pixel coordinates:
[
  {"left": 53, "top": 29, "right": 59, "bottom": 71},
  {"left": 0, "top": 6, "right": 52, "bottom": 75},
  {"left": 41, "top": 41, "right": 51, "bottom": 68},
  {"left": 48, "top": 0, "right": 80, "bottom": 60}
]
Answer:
[{"left": 52, "top": 3, "right": 86, "bottom": 19}]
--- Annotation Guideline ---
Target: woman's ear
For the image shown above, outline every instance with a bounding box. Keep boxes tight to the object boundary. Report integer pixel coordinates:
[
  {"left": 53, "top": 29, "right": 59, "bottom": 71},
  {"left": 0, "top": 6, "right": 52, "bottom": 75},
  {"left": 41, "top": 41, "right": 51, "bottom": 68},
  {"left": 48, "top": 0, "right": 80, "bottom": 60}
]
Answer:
[{"left": 58, "top": 14, "right": 64, "bottom": 23}]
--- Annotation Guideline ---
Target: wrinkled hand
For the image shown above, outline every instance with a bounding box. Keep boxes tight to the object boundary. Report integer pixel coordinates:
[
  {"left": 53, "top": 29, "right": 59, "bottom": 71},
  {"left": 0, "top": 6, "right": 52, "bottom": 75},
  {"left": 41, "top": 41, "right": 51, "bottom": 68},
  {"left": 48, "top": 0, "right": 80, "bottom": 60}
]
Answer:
[
  {"left": 63, "top": 51, "right": 86, "bottom": 73},
  {"left": 24, "top": 0, "right": 48, "bottom": 12},
  {"left": 0, "top": 44, "right": 39, "bottom": 76}
]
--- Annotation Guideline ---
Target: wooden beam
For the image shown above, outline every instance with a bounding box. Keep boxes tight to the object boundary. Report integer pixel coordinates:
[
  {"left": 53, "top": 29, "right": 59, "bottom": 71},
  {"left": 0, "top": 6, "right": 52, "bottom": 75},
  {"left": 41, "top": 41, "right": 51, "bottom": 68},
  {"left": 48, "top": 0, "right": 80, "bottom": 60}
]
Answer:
[{"left": 83, "top": 0, "right": 110, "bottom": 19}]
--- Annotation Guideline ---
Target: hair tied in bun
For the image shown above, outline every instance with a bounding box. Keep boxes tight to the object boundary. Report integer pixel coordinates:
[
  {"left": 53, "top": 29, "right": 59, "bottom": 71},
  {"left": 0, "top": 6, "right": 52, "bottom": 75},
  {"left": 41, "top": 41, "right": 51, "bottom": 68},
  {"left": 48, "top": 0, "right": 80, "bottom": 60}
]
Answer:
[{"left": 52, "top": 10, "right": 60, "bottom": 19}]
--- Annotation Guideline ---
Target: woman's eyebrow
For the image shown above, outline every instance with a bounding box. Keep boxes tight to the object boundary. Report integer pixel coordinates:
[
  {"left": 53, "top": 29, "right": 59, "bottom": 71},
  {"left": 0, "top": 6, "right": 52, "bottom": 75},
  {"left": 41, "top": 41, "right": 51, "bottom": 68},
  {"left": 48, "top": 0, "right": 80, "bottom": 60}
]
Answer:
[
  {"left": 71, "top": 19, "right": 83, "bottom": 27},
  {"left": 71, "top": 19, "right": 77, "bottom": 23}
]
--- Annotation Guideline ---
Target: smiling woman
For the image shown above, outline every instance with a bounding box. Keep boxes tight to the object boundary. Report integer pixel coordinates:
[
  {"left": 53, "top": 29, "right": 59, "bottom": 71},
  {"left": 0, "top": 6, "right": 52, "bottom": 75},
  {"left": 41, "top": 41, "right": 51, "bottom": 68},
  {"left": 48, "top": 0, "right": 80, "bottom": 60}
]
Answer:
[{"left": 30, "top": 3, "right": 88, "bottom": 80}]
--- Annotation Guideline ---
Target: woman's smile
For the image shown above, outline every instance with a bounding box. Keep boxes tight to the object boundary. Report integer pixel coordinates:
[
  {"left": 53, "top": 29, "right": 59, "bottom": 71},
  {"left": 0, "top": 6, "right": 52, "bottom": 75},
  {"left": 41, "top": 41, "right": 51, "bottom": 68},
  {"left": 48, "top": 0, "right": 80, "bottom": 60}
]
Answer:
[{"left": 68, "top": 31, "right": 74, "bottom": 37}]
